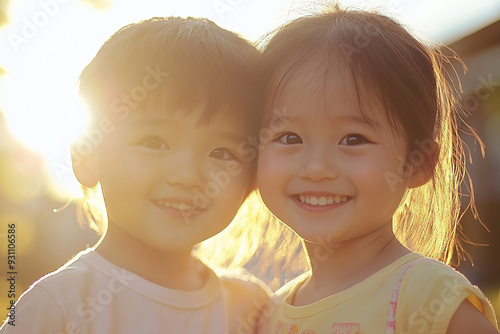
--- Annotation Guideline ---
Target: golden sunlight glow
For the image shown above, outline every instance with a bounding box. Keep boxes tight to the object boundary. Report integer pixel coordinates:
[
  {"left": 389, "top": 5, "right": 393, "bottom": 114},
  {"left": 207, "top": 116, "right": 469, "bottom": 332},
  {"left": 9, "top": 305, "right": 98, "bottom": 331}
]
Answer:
[
  {"left": 0, "top": 0, "right": 498, "bottom": 196},
  {"left": 0, "top": 0, "right": 499, "bottom": 321},
  {"left": 0, "top": 0, "right": 297, "bottom": 195}
]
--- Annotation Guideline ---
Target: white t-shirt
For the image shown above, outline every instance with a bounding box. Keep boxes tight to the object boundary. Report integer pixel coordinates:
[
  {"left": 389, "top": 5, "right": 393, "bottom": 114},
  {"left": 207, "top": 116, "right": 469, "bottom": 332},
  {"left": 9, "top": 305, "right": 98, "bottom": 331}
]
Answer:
[{"left": 0, "top": 249, "right": 269, "bottom": 334}]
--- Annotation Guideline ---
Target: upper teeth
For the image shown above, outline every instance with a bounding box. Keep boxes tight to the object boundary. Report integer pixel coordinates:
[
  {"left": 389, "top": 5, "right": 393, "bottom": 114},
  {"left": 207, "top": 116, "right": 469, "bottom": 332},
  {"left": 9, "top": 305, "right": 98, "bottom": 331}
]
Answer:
[
  {"left": 299, "top": 195, "right": 348, "bottom": 205},
  {"left": 157, "top": 200, "right": 195, "bottom": 211}
]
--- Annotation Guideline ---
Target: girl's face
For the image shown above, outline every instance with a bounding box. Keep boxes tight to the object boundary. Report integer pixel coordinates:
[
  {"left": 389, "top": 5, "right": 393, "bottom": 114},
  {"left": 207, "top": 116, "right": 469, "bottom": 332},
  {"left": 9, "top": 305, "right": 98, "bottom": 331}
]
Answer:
[{"left": 258, "top": 62, "right": 409, "bottom": 246}]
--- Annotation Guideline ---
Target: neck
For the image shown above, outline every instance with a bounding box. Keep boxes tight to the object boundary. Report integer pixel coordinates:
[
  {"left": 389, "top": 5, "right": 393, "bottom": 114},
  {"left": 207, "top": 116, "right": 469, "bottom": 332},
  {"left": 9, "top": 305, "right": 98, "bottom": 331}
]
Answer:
[
  {"left": 294, "top": 225, "right": 410, "bottom": 306},
  {"left": 95, "top": 222, "right": 208, "bottom": 291}
]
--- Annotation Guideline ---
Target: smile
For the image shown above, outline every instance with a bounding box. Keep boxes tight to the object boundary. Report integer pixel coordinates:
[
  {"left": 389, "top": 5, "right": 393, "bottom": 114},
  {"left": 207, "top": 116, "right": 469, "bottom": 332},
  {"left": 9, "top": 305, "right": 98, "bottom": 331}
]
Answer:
[
  {"left": 156, "top": 200, "right": 198, "bottom": 211},
  {"left": 298, "top": 194, "right": 349, "bottom": 206}
]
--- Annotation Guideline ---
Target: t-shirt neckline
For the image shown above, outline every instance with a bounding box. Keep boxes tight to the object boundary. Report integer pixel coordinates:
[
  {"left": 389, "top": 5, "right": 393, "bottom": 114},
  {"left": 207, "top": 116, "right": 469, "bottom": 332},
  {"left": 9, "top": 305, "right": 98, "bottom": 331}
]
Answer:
[
  {"left": 76, "top": 249, "right": 221, "bottom": 309},
  {"left": 282, "top": 252, "right": 423, "bottom": 317}
]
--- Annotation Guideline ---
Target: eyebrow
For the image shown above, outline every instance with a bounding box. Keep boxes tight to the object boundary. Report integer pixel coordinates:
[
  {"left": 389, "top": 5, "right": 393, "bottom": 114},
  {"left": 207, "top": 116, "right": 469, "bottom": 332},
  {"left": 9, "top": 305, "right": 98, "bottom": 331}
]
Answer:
[
  {"left": 124, "top": 118, "right": 164, "bottom": 131},
  {"left": 217, "top": 132, "right": 247, "bottom": 145},
  {"left": 130, "top": 117, "right": 167, "bottom": 126},
  {"left": 334, "top": 115, "right": 379, "bottom": 127},
  {"left": 263, "top": 111, "right": 379, "bottom": 131},
  {"left": 131, "top": 118, "right": 247, "bottom": 144},
  {"left": 263, "top": 109, "right": 297, "bottom": 128}
]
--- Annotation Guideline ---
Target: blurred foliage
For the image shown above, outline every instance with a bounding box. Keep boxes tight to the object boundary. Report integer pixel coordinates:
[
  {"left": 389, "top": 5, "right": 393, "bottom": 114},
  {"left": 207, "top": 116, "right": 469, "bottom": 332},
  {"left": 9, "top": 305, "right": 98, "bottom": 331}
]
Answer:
[
  {"left": 0, "top": 0, "right": 9, "bottom": 26},
  {"left": 0, "top": 12, "right": 7, "bottom": 26},
  {"left": 0, "top": 0, "right": 4, "bottom": 75}
]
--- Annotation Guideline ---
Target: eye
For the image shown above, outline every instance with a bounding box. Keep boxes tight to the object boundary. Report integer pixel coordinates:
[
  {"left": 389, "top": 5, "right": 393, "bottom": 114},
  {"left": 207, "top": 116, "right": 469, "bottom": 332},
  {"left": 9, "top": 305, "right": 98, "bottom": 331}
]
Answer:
[
  {"left": 275, "top": 132, "right": 303, "bottom": 145},
  {"left": 210, "top": 148, "right": 237, "bottom": 161},
  {"left": 140, "top": 137, "right": 169, "bottom": 150},
  {"left": 339, "top": 134, "right": 370, "bottom": 146}
]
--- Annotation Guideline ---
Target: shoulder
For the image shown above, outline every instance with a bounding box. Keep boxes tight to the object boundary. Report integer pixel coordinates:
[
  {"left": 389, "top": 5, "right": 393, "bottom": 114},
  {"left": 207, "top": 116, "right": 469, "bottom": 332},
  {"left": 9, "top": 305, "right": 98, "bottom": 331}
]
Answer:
[
  {"left": 27, "top": 249, "right": 98, "bottom": 295},
  {"left": 400, "top": 257, "right": 474, "bottom": 294},
  {"left": 216, "top": 267, "right": 272, "bottom": 302},
  {"left": 13, "top": 250, "right": 107, "bottom": 316},
  {"left": 396, "top": 257, "right": 497, "bottom": 333},
  {"left": 216, "top": 268, "right": 272, "bottom": 332},
  {"left": 256, "top": 272, "right": 309, "bottom": 333},
  {"left": 0, "top": 285, "right": 66, "bottom": 333},
  {"left": 400, "top": 257, "right": 487, "bottom": 306},
  {"left": 273, "top": 271, "right": 309, "bottom": 302},
  {"left": 0, "top": 251, "right": 94, "bottom": 333},
  {"left": 446, "top": 298, "right": 499, "bottom": 334}
]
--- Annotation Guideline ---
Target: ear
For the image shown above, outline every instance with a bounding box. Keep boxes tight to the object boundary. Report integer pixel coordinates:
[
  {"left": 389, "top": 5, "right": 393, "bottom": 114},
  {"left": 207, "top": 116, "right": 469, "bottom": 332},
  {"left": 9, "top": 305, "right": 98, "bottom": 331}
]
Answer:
[
  {"left": 406, "top": 140, "right": 439, "bottom": 189},
  {"left": 71, "top": 143, "right": 99, "bottom": 188}
]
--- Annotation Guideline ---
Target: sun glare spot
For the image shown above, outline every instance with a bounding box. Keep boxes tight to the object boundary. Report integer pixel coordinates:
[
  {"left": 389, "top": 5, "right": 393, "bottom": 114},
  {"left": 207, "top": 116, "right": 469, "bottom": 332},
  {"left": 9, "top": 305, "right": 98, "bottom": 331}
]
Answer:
[{"left": 0, "top": 75, "right": 88, "bottom": 158}]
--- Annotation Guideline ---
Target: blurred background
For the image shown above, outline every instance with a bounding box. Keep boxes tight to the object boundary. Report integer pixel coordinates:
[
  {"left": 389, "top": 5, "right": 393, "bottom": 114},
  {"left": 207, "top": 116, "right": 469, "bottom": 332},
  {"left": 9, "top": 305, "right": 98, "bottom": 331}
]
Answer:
[{"left": 0, "top": 0, "right": 499, "bottom": 321}]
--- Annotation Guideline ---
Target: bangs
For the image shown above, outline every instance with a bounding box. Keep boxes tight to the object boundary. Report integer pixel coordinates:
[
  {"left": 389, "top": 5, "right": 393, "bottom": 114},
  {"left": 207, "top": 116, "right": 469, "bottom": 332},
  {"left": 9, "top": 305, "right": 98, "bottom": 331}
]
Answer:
[
  {"left": 265, "top": 48, "right": 390, "bottom": 132},
  {"left": 140, "top": 59, "right": 257, "bottom": 125},
  {"left": 79, "top": 17, "right": 259, "bottom": 127},
  {"left": 261, "top": 10, "right": 431, "bottom": 146}
]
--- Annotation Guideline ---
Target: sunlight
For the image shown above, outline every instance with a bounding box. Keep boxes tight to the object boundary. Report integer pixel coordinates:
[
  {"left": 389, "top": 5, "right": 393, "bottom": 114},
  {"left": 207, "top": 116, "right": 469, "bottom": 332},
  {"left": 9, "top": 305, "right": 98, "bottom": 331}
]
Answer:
[
  {"left": 0, "top": 0, "right": 295, "bottom": 195},
  {"left": 0, "top": 72, "right": 88, "bottom": 153},
  {"left": 0, "top": 0, "right": 498, "bottom": 324},
  {"left": 0, "top": 0, "right": 498, "bottom": 196}
]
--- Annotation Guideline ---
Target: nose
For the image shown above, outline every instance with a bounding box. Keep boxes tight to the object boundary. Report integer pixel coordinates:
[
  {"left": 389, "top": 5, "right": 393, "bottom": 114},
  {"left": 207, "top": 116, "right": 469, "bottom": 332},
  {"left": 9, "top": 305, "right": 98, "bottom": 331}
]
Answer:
[
  {"left": 297, "top": 146, "right": 339, "bottom": 181},
  {"left": 164, "top": 151, "right": 205, "bottom": 188}
]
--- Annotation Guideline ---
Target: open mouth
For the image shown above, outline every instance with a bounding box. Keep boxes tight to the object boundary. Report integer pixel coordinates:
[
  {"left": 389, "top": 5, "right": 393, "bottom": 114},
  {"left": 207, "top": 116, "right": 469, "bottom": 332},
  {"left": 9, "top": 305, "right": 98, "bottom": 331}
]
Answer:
[
  {"left": 154, "top": 199, "right": 205, "bottom": 221},
  {"left": 156, "top": 200, "right": 198, "bottom": 211},
  {"left": 298, "top": 194, "right": 349, "bottom": 206}
]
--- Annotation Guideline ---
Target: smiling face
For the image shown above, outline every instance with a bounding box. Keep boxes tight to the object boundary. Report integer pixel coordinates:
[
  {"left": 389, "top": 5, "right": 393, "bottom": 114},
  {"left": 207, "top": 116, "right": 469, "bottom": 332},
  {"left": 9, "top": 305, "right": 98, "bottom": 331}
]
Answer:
[
  {"left": 258, "top": 61, "right": 409, "bottom": 246},
  {"left": 91, "top": 106, "right": 254, "bottom": 253}
]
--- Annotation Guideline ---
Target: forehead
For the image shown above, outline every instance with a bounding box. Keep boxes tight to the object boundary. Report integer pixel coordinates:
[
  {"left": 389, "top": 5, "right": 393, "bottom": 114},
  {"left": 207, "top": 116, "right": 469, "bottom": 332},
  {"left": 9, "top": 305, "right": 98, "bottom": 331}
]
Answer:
[
  {"left": 267, "top": 58, "right": 381, "bottom": 123},
  {"left": 115, "top": 102, "right": 252, "bottom": 135},
  {"left": 104, "top": 89, "right": 255, "bottom": 129},
  {"left": 280, "top": 60, "right": 351, "bottom": 101}
]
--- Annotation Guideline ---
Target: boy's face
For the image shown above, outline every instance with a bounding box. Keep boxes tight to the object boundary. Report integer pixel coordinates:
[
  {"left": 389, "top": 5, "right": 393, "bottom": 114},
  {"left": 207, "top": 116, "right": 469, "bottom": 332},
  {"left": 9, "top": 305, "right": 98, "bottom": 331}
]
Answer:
[{"left": 93, "top": 106, "right": 254, "bottom": 252}]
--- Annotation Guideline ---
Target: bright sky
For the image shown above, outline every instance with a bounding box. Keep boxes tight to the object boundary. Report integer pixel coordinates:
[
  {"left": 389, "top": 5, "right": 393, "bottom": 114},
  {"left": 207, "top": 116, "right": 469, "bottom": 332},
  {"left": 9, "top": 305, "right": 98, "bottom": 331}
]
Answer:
[{"left": 0, "top": 0, "right": 499, "bottom": 194}]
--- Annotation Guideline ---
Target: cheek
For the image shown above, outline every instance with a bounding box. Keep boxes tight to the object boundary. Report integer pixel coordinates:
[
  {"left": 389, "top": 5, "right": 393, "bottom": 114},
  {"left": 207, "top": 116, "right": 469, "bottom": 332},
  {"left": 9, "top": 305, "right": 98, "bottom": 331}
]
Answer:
[
  {"left": 258, "top": 150, "right": 281, "bottom": 180},
  {"left": 357, "top": 150, "right": 401, "bottom": 175},
  {"left": 353, "top": 153, "right": 407, "bottom": 204},
  {"left": 257, "top": 150, "right": 287, "bottom": 202},
  {"left": 217, "top": 165, "right": 253, "bottom": 199},
  {"left": 100, "top": 161, "right": 152, "bottom": 192}
]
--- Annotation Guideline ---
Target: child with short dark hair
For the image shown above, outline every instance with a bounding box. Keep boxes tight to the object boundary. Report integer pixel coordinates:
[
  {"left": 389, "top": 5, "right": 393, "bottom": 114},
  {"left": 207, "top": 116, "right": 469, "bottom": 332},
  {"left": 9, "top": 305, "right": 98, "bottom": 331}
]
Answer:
[{"left": 1, "top": 16, "right": 269, "bottom": 333}]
